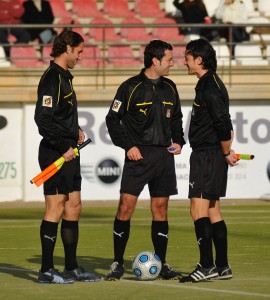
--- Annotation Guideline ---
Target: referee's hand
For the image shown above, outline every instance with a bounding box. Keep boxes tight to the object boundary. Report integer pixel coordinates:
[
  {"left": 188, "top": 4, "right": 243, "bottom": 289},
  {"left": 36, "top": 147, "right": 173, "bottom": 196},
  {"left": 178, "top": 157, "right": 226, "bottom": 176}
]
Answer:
[
  {"left": 63, "top": 147, "right": 77, "bottom": 162},
  {"left": 167, "top": 143, "right": 181, "bottom": 155},
  {"left": 225, "top": 149, "right": 238, "bottom": 167},
  {"left": 127, "top": 146, "right": 143, "bottom": 161}
]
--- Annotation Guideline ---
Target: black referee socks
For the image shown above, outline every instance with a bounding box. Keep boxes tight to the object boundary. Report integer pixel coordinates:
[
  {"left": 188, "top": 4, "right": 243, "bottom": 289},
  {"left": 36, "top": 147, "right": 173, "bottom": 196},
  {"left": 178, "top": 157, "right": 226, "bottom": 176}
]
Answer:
[
  {"left": 40, "top": 220, "right": 58, "bottom": 273},
  {"left": 194, "top": 217, "right": 214, "bottom": 268}
]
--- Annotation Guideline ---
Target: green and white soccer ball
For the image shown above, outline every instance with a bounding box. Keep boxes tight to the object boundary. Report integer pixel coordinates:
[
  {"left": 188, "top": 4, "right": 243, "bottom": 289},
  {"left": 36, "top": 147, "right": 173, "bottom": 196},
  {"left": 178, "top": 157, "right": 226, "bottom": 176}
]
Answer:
[{"left": 132, "top": 251, "right": 162, "bottom": 281}]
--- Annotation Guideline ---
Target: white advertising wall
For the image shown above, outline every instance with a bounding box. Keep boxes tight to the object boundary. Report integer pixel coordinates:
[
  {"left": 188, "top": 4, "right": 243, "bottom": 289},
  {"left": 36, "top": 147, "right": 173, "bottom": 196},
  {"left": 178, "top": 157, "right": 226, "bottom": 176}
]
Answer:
[
  {"left": 0, "top": 103, "right": 269, "bottom": 202},
  {"left": 0, "top": 105, "right": 22, "bottom": 201}
]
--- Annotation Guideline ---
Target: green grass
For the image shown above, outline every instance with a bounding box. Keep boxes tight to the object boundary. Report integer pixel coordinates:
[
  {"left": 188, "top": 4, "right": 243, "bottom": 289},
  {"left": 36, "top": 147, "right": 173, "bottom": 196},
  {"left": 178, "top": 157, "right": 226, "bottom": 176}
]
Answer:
[{"left": 0, "top": 200, "right": 270, "bottom": 300}]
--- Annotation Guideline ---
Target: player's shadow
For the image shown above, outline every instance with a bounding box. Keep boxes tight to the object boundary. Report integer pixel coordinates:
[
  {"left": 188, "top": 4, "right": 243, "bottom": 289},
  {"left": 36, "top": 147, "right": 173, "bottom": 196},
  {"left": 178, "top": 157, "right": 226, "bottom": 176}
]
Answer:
[
  {"left": 25, "top": 255, "right": 135, "bottom": 282},
  {"left": 0, "top": 263, "right": 38, "bottom": 282},
  {"left": 1, "top": 257, "right": 190, "bottom": 283},
  {"left": 0, "top": 255, "right": 137, "bottom": 283}
]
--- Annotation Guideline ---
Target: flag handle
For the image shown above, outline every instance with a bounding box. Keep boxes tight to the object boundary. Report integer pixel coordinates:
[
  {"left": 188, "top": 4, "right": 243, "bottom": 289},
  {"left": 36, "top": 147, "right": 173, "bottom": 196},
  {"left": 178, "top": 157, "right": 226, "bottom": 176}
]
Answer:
[{"left": 30, "top": 138, "right": 92, "bottom": 185}]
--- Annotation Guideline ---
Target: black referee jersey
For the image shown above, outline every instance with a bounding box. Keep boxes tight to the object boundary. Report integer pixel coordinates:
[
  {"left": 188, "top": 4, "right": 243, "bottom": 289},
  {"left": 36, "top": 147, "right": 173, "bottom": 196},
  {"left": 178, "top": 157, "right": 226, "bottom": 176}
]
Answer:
[
  {"left": 34, "top": 61, "right": 80, "bottom": 155},
  {"left": 106, "top": 69, "right": 186, "bottom": 152},
  {"left": 188, "top": 70, "right": 233, "bottom": 149}
]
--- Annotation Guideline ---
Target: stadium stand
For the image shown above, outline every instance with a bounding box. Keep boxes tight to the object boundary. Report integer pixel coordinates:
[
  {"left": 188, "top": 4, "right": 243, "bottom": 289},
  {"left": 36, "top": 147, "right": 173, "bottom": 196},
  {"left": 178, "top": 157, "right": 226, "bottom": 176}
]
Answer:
[
  {"left": 1, "top": 0, "right": 270, "bottom": 104},
  {"left": 48, "top": 0, "right": 72, "bottom": 18},
  {"left": 72, "top": 0, "right": 102, "bottom": 18},
  {"left": 234, "top": 44, "right": 268, "bottom": 65},
  {"left": 0, "top": 46, "right": 11, "bottom": 67},
  {"left": 89, "top": 17, "right": 121, "bottom": 42},
  {"left": 151, "top": 18, "right": 185, "bottom": 42},
  {"left": 134, "top": 0, "right": 165, "bottom": 18},
  {"left": 120, "top": 17, "right": 153, "bottom": 42},
  {"left": 0, "top": 0, "right": 270, "bottom": 70},
  {"left": 55, "top": 18, "right": 85, "bottom": 37},
  {"left": 213, "top": 44, "right": 237, "bottom": 66},
  {"left": 107, "top": 45, "right": 141, "bottom": 66},
  {"left": 10, "top": 46, "right": 43, "bottom": 67},
  {"left": 80, "top": 45, "right": 104, "bottom": 67},
  {"left": 138, "top": 44, "right": 146, "bottom": 64},
  {"left": 266, "top": 44, "right": 270, "bottom": 63},
  {"left": 42, "top": 45, "right": 52, "bottom": 65},
  {"left": 103, "top": 0, "right": 134, "bottom": 18},
  {"left": 172, "top": 44, "right": 185, "bottom": 66},
  {"left": 247, "top": 16, "right": 270, "bottom": 42}
]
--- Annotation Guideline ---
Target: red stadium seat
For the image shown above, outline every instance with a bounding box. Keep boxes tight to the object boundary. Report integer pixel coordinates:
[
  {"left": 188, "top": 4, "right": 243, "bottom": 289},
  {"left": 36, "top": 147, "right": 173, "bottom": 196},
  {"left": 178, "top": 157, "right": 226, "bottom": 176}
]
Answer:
[
  {"left": 139, "top": 44, "right": 183, "bottom": 65},
  {"left": 139, "top": 44, "right": 147, "bottom": 64},
  {"left": 42, "top": 45, "right": 53, "bottom": 65},
  {"left": 72, "top": 0, "right": 102, "bottom": 18},
  {"left": 43, "top": 45, "right": 104, "bottom": 67},
  {"left": 89, "top": 17, "right": 121, "bottom": 42},
  {"left": 103, "top": 0, "right": 134, "bottom": 17},
  {"left": 48, "top": 0, "right": 72, "bottom": 18},
  {"left": 121, "top": 17, "right": 153, "bottom": 42},
  {"left": 152, "top": 18, "right": 185, "bottom": 42},
  {"left": 80, "top": 45, "right": 104, "bottom": 67},
  {"left": 10, "top": 46, "right": 43, "bottom": 67},
  {"left": 134, "top": 0, "right": 165, "bottom": 17},
  {"left": 172, "top": 45, "right": 185, "bottom": 66},
  {"left": 107, "top": 45, "right": 140, "bottom": 67},
  {"left": 56, "top": 18, "right": 85, "bottom": 38}
]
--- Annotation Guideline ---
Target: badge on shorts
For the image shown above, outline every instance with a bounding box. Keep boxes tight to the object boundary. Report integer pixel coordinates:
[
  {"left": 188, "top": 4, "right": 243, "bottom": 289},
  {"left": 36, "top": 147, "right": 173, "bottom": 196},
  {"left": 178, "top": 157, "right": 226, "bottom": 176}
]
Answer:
[
  {"left": 112, "top": 99, "right": 122, "bottom": 112},
  {"left": 42, "top": 95, "right": 53, "bottom": 107},
  {"left": 166, "top": 109, "right": 171, "bottom": 118}
]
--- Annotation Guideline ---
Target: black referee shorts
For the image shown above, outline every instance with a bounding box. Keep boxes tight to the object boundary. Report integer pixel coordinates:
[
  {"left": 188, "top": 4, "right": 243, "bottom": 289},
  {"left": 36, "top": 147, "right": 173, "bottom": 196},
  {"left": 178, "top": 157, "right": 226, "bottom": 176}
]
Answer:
[
  {"left": 188, "top": 148, "right": 228, "bottom": 201},
  {"left": 120, "top": 146, "right": 178, "bottom": 197},
  {"left": 38, "top": 139, "right": 82, "bottom": 195}
]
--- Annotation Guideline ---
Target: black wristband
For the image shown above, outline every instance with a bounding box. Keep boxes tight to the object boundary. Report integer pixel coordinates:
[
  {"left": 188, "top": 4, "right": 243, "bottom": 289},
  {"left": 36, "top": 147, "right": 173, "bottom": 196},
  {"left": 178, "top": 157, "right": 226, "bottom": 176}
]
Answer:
[{"left": 223, "top": 151, "right": 230, "bottom": 157}]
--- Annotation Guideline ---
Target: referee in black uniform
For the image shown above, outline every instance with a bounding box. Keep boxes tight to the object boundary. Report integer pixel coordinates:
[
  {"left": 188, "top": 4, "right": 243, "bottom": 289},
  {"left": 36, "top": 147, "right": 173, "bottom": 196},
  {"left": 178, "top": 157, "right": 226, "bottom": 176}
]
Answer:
[
  {"left": 180, "top": 38, "right": 238, "bottom": 283},
  {"left": 105, "top": 40, "right": 186, "bottom": 281},
  {"left": 34, "top": 30, "right": 100, "bottom": 284}
]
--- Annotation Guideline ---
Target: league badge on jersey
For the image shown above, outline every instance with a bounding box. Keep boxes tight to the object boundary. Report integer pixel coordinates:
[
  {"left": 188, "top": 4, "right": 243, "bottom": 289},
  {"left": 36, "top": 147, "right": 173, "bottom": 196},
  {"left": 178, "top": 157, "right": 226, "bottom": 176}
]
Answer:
[
  {"left": 112, "top": 99, "right": 122, "bottom": 112},
  {"left": 42, "top": 95, "right": 53, "bottom": 108}
]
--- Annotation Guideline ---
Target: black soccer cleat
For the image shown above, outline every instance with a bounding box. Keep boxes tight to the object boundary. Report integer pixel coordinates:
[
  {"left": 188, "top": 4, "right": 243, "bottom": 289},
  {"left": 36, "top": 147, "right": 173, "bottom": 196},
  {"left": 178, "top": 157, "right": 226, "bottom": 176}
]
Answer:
[
  {"left": 38, "top": 268, "right": 74, "bottom": 284},
  {"left": 216, "top": 265, "right": 233, "bottom": 280},
  {"left": 63, "top": 266, "right": 101, "bottom": 282},
  {"left": 105, "top": 262, "right": 124, "bottom": 281},
  {"left": 180, "top": 263, "right": 218, "bottom": 283},
  {"left": 158, "top": 263, "right": 181, "bottom": 280}
]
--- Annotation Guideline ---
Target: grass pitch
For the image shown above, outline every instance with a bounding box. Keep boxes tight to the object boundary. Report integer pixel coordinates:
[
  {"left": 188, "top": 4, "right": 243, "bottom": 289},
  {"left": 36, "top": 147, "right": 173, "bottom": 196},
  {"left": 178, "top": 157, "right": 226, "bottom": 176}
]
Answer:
[{"left": 0, "top": 199, "right": 269, "bottom": 300}]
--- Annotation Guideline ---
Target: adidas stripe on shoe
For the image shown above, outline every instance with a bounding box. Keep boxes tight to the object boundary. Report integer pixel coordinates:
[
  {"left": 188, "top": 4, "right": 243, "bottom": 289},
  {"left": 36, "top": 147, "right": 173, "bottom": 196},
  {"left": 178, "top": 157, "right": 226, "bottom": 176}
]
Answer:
[{"left": 180, "top": 263, "right": 218, "bottom": 283}]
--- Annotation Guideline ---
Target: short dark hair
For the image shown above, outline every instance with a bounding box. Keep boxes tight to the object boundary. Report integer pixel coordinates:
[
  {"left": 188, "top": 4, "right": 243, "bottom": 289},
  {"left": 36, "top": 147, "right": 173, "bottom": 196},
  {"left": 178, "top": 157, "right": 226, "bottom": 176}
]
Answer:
[
  {"left": 50, "top": 30, "right": 84, "bottom": 58},
  {"left": 144, "top": 40, "right": 173, "bottom": 68},
  {"left": 185, "top": 38, "right": 217, "bottom": 72}
]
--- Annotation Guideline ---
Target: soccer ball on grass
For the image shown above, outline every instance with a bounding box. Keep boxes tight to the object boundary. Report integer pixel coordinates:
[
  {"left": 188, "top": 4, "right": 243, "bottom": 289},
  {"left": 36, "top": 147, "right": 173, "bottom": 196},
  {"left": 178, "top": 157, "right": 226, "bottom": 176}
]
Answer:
[{"left": 132, "top": 251, "right": 162, "bottom": 280}]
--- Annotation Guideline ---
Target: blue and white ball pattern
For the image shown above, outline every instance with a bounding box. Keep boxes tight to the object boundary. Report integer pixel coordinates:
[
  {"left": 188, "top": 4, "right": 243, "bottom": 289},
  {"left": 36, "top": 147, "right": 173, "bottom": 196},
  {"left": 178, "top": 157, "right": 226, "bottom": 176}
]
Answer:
[{"left": 132, "top": 251, "right": 162, "bottom": 280}]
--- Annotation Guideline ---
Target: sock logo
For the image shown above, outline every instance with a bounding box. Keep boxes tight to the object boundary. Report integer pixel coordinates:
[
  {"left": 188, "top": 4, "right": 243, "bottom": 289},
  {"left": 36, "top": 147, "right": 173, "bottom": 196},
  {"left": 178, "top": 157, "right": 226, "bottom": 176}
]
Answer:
[
  {"left": 158, "top": 232, "right": 168, "bottom": 239},
  {"left": 44, "top": 235, "right": 56, "bottom": 242},
  {"left": 114, "top": 231, "right": 124, "bottom": 238}
]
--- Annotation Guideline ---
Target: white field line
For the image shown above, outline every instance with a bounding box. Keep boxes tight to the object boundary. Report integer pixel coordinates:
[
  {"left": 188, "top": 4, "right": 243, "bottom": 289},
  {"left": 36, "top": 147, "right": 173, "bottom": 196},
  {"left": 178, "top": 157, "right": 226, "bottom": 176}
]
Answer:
[
  {"left": 123, "top": 278, "right": 270, "bottom": 298},
  {"left": 0, "top": 266, "right": 269, "bottom": 298}
]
